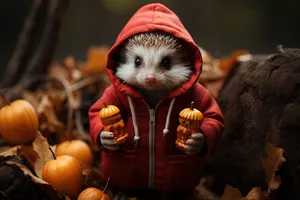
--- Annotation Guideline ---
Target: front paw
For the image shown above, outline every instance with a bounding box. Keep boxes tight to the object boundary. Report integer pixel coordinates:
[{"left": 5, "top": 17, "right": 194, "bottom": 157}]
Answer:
[{"left": 185, "top": 132, "right": 204, "bottom": 155}]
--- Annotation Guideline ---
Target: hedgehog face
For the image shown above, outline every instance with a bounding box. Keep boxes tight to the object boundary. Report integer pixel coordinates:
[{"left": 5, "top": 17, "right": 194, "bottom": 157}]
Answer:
[{"left": 115, "top": 31, "right": 194, "bottom": 91}]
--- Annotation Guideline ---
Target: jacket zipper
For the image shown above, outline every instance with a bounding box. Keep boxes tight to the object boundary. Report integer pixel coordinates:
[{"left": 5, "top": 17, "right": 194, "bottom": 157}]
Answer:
[
  {"left": 148, "top": 108, "right": 155, "bottom": 188},
  {"left": 144, "top": 101, "right": 162, "bottom": 189}
]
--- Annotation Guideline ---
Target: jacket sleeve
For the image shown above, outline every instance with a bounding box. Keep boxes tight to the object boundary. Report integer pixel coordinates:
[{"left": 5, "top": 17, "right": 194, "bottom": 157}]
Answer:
[
  {"left": 88, "top": 85, "right": 123, "bottom": 149},
  {"left": 194, "top": 84, "right": 224, "bottom": 159}
]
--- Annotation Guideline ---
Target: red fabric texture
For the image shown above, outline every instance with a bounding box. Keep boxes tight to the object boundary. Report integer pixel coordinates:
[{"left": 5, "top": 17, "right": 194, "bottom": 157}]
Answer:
[{"left": 89, "top": 3, "right": 224, "bottom": 192}]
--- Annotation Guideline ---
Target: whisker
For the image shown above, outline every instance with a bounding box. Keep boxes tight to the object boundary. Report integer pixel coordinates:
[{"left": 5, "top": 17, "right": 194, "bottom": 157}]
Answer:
[{"left": 162, "top": 80, "right": 172, "bottom": 93}]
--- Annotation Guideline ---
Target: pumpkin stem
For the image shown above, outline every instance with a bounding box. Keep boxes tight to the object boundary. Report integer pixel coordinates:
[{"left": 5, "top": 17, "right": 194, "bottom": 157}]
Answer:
[
  {"left": 102, "top": 101, "right": 108, "bottom": 108},
  {"left": 102, "top": 177, "right": 110, "bottom": 193},
  {"left": 190, "top": 101, "right": 194, "bottom": 110},
  {"left": 0, "top": 95, "right": 11, "bottom": 106},
  {"left": 48, "top": 147, "right": 56, "bottom": 160}
]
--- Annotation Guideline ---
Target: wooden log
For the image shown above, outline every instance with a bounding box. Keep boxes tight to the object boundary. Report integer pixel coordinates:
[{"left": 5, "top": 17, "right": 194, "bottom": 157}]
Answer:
[{"left": 209, "top": 47, "right": 300, "bottom": 199}]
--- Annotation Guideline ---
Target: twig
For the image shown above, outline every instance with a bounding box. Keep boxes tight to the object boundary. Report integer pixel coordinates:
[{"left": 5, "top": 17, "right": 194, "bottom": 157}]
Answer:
[
  {"left": 0, "top": 0, "right": 45, "bottom": 88},
  {"left": 49, "top": 75, "right": 74, "bottom": 134}
]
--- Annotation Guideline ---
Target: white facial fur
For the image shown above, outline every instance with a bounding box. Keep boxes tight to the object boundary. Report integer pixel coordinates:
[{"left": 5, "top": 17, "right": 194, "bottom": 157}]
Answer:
[{"left": 115, "top": 33, "right": 193, "bottom": 91}]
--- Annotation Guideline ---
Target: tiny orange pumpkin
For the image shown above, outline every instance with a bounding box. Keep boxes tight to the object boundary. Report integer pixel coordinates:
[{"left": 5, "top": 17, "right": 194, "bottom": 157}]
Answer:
[
  {"left": 176, "top": 101, "right": 203, "bottom": 151},
  {"left": 42, "top": 150, "right": 83, "bottom": 200},
  {"left": 77, "top": 187, "right": 110, "bottom": 200},
  {"left": 0, "top": 98, "right": 38, "bottom": 144},
  {"left": 55, "top": 139, "right": 94, "bottom": 166},
  {"left": 99, "top": 102, "right": 128, "bottom": 145}
]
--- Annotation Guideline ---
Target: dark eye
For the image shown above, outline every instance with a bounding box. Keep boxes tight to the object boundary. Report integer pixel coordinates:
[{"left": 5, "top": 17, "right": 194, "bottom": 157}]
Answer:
[
  {"left": 182, "top": 119, "right": 185, "bottom": 124},
  {"left": 160, "top": 56, "right": 171, "bottom": 69},
  {"left": 135, "top": 56, "right": 142, "bottom": 67},
  {"left": 189, "top": 121, "right": 193, "bottom": 125}
]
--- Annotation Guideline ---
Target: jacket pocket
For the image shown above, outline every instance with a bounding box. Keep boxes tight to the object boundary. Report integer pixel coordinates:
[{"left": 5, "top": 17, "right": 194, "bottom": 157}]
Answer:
[
  {"left": 101, "top": 150, "right": 136, "bottom": 189},
  {"left": 165, "top": 154, "right": 204, "bottom": 191}
]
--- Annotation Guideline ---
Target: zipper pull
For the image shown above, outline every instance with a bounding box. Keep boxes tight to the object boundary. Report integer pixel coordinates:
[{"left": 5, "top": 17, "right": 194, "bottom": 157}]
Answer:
[
  {"left": 150, "top": 109, "right": 154, "bottom": 116},
  {"left": 149, "top": 109, "right": 155, "bottom": 126}
]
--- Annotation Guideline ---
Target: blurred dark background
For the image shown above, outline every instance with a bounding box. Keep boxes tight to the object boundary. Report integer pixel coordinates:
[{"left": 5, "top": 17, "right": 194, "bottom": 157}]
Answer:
[{"left": 0, "top": 0, "right": 299, "bottom": 71}]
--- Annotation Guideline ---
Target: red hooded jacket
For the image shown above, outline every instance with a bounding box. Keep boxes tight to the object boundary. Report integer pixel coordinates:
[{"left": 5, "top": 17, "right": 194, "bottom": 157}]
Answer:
[{"left": 89, "top": 3, "right": 224, "bottom": 192}]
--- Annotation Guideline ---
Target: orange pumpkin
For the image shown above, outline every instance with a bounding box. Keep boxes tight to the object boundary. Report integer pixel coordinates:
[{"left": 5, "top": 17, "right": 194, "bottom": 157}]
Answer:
[
  {"left": 176, "top": 101, "right": 203, "bottom": 151},
  {"left": 77, "top": 187, "right": 110, "bottom": 200},
  {"left": 42, "top": 154, "right": 83, "bottom": 200},
  {"left": 0, "top": 99, "right": 38, "bottom": 144},
  {"left": 55, "top": 140, "right": 94, "bottom": 166},
  {"left": 99, "top": 102, "right": 128, "bottom": 145}
]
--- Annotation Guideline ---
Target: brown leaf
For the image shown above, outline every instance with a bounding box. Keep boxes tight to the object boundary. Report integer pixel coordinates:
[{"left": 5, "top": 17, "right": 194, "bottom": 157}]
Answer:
[
  {"left": 220, "top": 185, "right": 244, "bottom": 200},
  {"left": 20, "top": 145, "right": 39, "bottom": 167},
  {"left": 219, "top": 50, "right": 249, "bottom": 71},
  {"left": 0, "top": 145, "right": 23, "bottom": 157},
  {"left": 22, "top": 90, "right": 41, "bottom": 109},
  {"left": 245, "top": 187, "right": 265, "bottom": 200},
  {"left": 261, "top": 142, "right": 286, "bottom": 193},
  {"left": 0, "top": 145, "right": 11, "bottom": 154},
  {"left": 32, "top": 132, "right": 54, "bottom": 178},
  {"left": 47, "top": 89, "right": 66, "bottom": 113},
  {"left": 5, "top": 161, "right": 70, "bottom": 200},
  {"left": 78, "top": 46, "right": 109, "bottom": 76},
  {"left": 37, "top": 94, "right": 64, "bottom": 134},
  {"left": 64, "top": 56, "right": 76, "bottom": 69},
  {"left": 48, "top": 62, "right": 73, "bottom": 83}
]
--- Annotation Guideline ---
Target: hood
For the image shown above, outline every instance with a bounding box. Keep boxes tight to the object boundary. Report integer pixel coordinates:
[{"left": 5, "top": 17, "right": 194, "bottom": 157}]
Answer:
[{"left": 106, "top": 3, "right": 203, "bottom": 99}]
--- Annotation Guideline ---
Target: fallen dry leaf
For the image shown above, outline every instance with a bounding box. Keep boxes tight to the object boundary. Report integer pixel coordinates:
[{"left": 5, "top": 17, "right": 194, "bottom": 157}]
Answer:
[
  {"left": 244, "top": 187, "right": 265, "bottom": 200},
  {"left": 20, "top": 145, "right": 39, "bottom": 167},
  {"left": 64, "top": 56, "right": 76, "bottom": 69},
  {"left": 48, "top": 62, "right": 73, "bottom": 84},
  {"left": 78, "top": 45, "right": 109, "bottom": 76},
  {"left": 5, "top": 161, "right": 70, "bottom": 200},
  {"left": 37, "top": 94, "right": 64, "bottom": 134},
  {"left": 22, "top": 90, "right": 41, "bottom": 109},
  {"left": 219, "top": 142, "right": 286, "bottom": 200},
  {"left": 0, "top": 145, "right": 40, "bottom": 177},
  {"left": 32, "top": 132, "right": 55, "bottom": 178},
  {"left": 219, "top": 50, "right": 249, "bottom": 71},
  {"left": 261, "top": 142, "right": 286, "bottom": 194},
  {"left": 0, "top": 145, "right": 11, "bottom": 154},
  {"left": 220, "top": 185, "right": 244, "bottom": 200},
  {"left": 46, "top": 88, "right": 66, "bottom": 113},
  {"left": 0, "top": 145, "right": 23, "bottom": 157}
]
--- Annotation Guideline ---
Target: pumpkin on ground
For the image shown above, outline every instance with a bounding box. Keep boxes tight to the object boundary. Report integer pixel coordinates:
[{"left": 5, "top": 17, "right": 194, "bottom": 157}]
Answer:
[
  {"left": 55, "top": 139, "right": 94, "bottom": 166},
  {"left": 77, "top": 187, "right": 110, "bottom": 200},
  {"left": 42, "top": 154, "right": 83, "bottom": 200},
  {"left": 0, "top": 98, "right": 39, "bottom": 144}
]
